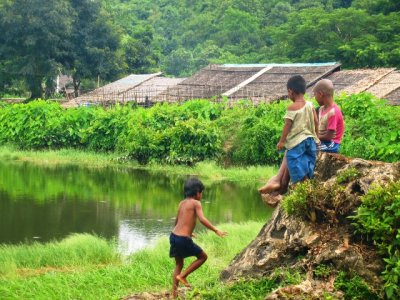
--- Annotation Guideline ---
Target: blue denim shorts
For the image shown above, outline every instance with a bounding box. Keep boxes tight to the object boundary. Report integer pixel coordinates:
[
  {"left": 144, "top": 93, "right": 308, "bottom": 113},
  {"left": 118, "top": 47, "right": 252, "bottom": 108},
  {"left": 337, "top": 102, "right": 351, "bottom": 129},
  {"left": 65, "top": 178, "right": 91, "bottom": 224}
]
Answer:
[{"left": 286, "top": 137, "right": 317, "bottom": 183}]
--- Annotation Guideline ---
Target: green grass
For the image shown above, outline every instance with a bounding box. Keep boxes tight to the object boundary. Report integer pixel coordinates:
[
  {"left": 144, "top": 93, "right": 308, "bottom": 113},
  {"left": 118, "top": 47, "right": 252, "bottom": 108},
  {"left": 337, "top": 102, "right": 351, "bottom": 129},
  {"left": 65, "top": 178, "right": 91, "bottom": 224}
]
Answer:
[
  {"left": 0, "top": 234, "right": 120, "bottom": 277},
  {"left": 0, "top": 145, "right": 277, "bottom": 183},
  {"left": 0, "top": 221, "right": 264, "bottom": 299}
]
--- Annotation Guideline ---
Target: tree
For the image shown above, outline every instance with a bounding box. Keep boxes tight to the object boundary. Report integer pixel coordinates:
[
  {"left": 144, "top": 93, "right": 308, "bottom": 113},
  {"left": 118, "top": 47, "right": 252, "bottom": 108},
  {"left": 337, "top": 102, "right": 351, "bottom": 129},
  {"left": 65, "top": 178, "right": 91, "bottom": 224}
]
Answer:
[
  {"left": 64, "top": 0, "right": 122, "bottom": 97},
  {"left": 0, "top": 0, "right": 73, "bottom": 99},
  {"left": 162, "top": 48, "right": 193, "bottom": 77},
  {"left": 268, "top": 7, "right": 400, "bottom": 69}
]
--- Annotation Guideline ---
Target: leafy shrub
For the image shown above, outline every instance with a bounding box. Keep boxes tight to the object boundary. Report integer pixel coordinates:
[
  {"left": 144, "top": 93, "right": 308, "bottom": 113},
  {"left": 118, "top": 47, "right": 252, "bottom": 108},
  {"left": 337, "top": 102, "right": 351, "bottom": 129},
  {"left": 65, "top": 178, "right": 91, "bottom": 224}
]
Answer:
[
  {"left": 167, "top": 119, "right": 222, "bottom": 165},
  {"left": 0, "top": 100, "right": 65, "bottom": 149},
  {"left": 60, "top": 106, "right": 98, "bottom": 148},
  {"left": 229, "top": 102, "right": 286, "bottom": 165},
  {"left": 334, "top": 271, "right": 380, "bottom": 300},
  {"left": 118, "top": 109, "right": 222, "bottom": 165},
  {"left": 351, "top": 181, "right": 400, "bottom": 299},
  {"left": 336, "top": 167, "right": 360, "bottom": 184},
  {"left": 337, "top": 93, "right": 400, "bottom": 162},
  {"left": 82, "top": 105, "right": 131, "bottom": 151},
  {"left": 313, "top": 263, "right": 334, "bottom": 279},
  {"left": 0, "top": 95, "right": 399, "bottom": 164},
  {"left": 282, "top": 180, "right": 352, "bottom": 224}
]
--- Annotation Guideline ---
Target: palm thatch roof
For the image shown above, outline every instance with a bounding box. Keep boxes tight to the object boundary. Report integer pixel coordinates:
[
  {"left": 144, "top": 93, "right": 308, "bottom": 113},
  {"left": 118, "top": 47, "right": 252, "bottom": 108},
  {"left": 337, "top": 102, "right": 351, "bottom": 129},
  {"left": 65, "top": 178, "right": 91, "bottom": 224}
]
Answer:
[
  {"left": 307, "top": 68, "right": 400, "bottom": 105},
  {"left": 62, "top": 64, "right": 400, "bottom": 108},
  {"left": 62, "top": 73, "right": 185, "bottom": 107},
  {"left": 161, "top": 63, "right": 341, "bottom": 103}
]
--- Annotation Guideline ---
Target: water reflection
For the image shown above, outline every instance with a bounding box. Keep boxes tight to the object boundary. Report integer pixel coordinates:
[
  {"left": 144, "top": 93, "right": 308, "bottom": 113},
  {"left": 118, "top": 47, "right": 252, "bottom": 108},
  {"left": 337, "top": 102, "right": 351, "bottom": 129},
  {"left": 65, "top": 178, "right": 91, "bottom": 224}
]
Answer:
[{"left": 0, "top": 161, "right": 273, "bottom": 253}]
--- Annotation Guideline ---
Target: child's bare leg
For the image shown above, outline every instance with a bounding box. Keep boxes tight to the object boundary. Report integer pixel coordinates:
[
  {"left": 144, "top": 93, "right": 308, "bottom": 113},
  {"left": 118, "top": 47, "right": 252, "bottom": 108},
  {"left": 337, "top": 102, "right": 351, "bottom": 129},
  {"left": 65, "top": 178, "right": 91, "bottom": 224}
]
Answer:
[
  {"left": 172, "top": 257, "right": 184, "bottom": 298},
  {"left": 279, "top": 156, "right": 290, "bottom": 194},
  {"left": 176, "top": 251, "right": 207, "bottom": 287},
  {"left": 258, "top": 175, "right": 280, "bottom": 194},
  {"left": 259, "top": 154, "right": 287, "bottom": 194}
]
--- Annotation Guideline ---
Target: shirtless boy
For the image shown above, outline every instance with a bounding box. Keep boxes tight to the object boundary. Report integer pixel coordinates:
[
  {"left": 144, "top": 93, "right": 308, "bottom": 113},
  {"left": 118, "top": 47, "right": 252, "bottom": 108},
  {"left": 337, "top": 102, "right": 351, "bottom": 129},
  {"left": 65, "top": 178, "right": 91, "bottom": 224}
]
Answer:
[{"left": 170, "top": 177, "right": 227, "bottom": 298}]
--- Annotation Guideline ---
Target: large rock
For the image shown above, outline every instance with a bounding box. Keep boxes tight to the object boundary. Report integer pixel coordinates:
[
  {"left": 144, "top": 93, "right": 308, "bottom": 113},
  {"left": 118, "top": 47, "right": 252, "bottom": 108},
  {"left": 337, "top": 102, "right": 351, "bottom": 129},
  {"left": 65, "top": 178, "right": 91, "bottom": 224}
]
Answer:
[{"left": 221, "top": 153, "right": 400, "bottom": 297}]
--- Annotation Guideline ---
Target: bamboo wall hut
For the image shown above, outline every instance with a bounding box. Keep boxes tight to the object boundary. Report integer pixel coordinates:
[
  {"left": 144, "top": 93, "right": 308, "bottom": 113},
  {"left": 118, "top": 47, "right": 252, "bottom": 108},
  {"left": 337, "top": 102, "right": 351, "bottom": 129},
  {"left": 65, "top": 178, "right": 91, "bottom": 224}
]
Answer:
[
  {"left": 62, "top": 73, "right": 185, "bottom": 108},
  {"left": 62, "top": 64, "right": 400, "bottom": 108},
  {"left": 160, "top": 63, "right": 341, "bottom": 103}
]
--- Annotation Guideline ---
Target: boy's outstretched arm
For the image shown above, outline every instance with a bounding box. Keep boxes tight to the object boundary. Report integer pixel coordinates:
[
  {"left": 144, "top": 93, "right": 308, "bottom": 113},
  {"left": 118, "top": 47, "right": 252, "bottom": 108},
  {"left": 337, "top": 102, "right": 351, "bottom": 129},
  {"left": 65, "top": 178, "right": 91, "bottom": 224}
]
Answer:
[{"left": 195, "top": 201, "right": 227, "bottom": 237}]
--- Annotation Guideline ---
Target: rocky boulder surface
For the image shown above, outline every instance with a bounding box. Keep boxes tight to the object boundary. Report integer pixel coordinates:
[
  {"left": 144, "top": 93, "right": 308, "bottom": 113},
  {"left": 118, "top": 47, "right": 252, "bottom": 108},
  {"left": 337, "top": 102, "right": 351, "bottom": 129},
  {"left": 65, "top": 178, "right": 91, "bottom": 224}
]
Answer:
[{"left": 221, "top": 153, "right": 400, "bottom": 299}]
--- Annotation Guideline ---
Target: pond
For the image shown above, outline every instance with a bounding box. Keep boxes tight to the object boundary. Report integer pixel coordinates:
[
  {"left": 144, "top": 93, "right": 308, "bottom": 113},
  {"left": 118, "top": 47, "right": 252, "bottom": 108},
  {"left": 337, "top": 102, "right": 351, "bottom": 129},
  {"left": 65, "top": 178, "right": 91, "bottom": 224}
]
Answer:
[{"left": 0, "top": 162, "right": 273, "bottom": 254}]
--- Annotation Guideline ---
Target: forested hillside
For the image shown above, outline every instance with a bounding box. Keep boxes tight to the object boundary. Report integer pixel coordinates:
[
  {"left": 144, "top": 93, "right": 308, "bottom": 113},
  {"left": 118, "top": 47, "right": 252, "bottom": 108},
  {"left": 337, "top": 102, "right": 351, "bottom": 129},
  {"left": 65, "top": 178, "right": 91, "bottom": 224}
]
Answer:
[
  {"left": 103, "top": 0, "right": 400, "bottom": 76},
  {"left": 0, "top": 0, "right": 399, "bottom": 97}
]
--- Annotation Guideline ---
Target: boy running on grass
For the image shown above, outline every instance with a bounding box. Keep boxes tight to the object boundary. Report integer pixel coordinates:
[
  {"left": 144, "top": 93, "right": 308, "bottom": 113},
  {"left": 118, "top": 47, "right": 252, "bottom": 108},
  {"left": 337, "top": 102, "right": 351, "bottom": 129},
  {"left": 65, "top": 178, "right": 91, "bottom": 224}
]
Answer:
[{"left": 170, "top": 177, "right": 227, "bottom": 298}]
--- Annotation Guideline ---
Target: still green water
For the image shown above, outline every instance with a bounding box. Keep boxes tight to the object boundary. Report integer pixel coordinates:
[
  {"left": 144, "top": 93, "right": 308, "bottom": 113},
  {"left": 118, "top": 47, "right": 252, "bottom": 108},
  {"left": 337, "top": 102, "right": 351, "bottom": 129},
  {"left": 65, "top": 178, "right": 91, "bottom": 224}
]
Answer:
[{"left": 0, "top": 162, "right": 272, "bottom": 253}]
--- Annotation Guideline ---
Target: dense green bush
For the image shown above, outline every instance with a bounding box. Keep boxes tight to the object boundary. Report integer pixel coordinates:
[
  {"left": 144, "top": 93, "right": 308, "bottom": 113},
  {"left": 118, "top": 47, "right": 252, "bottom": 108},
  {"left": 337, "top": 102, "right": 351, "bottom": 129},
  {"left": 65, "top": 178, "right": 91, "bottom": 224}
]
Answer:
[
  {"left": 0, "top": 100, "right": 65, "bottom": 149},
  {"left": 117, "top": 103, "right": 222, "bottom": 164},
  {"left": 351, "top": 181, "right": 400, "bottom": 299},
  {"left": 229, "top": 101, "right": 286, "bottom": 165},
  {"left": 60, "top": 106, "right": 98, "bottom": 148},
  {"left": 167, "top": 119, "right": 222, "bottom": 164},
  {"left": 337, "top": 93, "right": 400, "bottom": 162},
  {"left": 334, "top": 271, "right": 380, "bottom": 300},
  {"left": 0, "top": 94, "right": 399, "bottom": 164},
  {"left": 82, "top": 105, "right": 131, "bottom": 151}
]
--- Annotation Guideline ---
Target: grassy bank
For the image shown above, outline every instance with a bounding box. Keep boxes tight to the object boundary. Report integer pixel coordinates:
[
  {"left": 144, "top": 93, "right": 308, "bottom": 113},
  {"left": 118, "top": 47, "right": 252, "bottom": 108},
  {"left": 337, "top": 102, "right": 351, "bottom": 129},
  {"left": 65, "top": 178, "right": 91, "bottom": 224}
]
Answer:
[
  {"left": 0, "top": 222, "right": 264, "bottom": 299},
  {"left": 0, "top": 145, "right": 277, "bottom": 183}
]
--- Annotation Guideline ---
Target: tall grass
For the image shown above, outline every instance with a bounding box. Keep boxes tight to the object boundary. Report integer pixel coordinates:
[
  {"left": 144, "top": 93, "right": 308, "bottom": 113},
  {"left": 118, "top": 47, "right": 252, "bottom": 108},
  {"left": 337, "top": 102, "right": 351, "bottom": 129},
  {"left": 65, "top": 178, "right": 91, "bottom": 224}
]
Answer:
[
  {"left": 0, "top": 222, "right": 264, "bottom": 299},
  {"left": 0, "top": 234, "right": 120, "bottom": 277}
]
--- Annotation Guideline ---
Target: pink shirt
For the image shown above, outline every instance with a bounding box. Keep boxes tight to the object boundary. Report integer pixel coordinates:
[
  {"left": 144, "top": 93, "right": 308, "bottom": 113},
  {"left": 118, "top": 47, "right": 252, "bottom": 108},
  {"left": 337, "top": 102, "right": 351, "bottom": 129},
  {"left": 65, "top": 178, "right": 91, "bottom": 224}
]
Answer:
[{"left": 318, "top": 104, "right": 344, "bottom": 144}]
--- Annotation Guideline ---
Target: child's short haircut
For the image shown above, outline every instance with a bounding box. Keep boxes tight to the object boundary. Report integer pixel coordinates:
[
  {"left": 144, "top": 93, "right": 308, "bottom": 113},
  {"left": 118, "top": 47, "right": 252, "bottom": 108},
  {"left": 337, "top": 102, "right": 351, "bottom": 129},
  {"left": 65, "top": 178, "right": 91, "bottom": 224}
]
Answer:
[
  {"left": 287, "top": 75, "right": 306, "bottom": 94},
  {"left": 184, "top": 177, "right": 205, "bottom": 198}
]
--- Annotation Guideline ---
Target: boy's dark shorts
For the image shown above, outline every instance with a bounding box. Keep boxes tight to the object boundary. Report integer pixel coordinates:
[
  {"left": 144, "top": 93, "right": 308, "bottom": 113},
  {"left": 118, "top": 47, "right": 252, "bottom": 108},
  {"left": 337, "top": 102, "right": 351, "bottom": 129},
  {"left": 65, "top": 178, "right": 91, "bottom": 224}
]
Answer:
[{"left": 169, "top": 232, "right": 203, "bottom": 258}]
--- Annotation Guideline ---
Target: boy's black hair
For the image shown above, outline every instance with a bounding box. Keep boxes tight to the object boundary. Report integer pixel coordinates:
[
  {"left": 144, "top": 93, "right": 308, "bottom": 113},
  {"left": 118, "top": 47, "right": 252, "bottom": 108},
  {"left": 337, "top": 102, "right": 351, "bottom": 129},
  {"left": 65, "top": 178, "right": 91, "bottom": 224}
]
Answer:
[
  {"left": 287, "top": 75, "right": 306, "bottom": 94},
  {"left": 184, "top": 177, "right": 205, "bottom": 198}
]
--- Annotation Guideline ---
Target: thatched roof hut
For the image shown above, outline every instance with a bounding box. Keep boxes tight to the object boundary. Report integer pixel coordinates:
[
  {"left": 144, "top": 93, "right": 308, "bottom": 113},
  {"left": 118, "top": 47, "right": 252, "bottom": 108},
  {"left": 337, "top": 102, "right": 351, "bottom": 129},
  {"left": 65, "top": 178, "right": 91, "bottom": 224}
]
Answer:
[
  {"left": 62, "top": 73, "right": 185, "bottom": 107},
  {"left": 307, "top": 68, "right": 400, "bottom": 105},
  {"left": 162, "top": 63, "right": 341, "bottom": 103},
  {"left": 62, "top": 64, "right": 400, "bottom": 108}
]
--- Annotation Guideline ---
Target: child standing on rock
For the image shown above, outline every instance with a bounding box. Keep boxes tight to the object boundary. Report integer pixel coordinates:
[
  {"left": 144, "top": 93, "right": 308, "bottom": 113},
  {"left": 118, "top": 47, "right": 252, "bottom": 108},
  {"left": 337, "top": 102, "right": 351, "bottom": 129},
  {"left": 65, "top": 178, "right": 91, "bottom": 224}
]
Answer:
[{"left": 170, "top": 177, "right": 227, "bottom": 298}]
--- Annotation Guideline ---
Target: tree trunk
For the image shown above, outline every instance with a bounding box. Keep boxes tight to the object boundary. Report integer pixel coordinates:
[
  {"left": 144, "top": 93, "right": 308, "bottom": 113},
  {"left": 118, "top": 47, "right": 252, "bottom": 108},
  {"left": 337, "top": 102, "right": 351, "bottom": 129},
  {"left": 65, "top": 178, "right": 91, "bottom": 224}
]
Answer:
[
  {"left": 73, "top": 77, "right": 80, "bottom": 98},
  {"left": 27, "top": 75, "right": 43, "bottom": 100}
]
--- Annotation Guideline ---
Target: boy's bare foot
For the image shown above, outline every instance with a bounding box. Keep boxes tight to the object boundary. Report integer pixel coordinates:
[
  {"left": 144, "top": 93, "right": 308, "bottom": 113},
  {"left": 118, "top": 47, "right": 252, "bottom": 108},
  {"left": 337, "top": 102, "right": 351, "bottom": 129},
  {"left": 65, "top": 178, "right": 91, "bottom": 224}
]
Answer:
[
  {"left": 258, "top": 181, "right": 280, "bottom": 194},
  {"left": 176, "top": 274, "right": 191, "bottom": 288}
]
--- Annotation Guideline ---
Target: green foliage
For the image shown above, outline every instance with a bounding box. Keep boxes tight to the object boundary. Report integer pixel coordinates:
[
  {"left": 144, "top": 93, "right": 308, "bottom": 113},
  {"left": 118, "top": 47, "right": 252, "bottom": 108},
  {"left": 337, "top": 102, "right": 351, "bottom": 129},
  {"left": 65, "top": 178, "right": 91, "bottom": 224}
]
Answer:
[
  {"left": 0, "top": 222, "right": 263, "bottom": 299},
  {"left": 0, "top": 234, "right": 119, "bottom": 276},
  {"left": 0, "top": 94, "right": 399, "bottom": 165},
  {"left": 187, "top": 278, "right": 278, "bottom": 300},
  {"left": 0, "top": 0, "right": 74, "bottom": 98},
  {"left": 104, "top": 0, "right": 400, "bottom": 76},
  {"left": 336, "top": 167, "right": 360, "bottom": 184},
  {"left": 282, "top": 180, "right": 319, "bottom": 219},
  {"left": 337, "top": 93, "right": 400, "bottom": 163},
  {"left": 313, "top": 264, "right": 334, "bottom": 279},
  {"left": 0, "top": 100, "right": 65, "bottom": 149},
  {"left": 282, "top": 179, "right": 354, "bottom": 224},
  {"left": 83, "top": 105, "right": 131, "bottom": 151},
  {"left": 229, "top": 101, "right": 287, "bottom": 165},
  {"left": 334, "top": 271, "right": 380, "bottom": 300},
  {"left": 351, "top": 181, "right": 400, "bottom": 299},
  {"left": 167, "top": 119, "right": 222, "bottom": 165}
]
